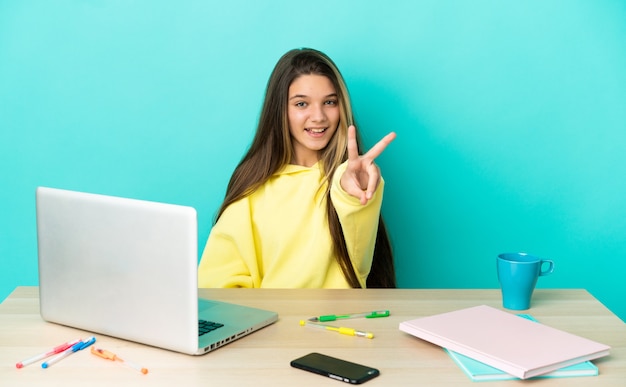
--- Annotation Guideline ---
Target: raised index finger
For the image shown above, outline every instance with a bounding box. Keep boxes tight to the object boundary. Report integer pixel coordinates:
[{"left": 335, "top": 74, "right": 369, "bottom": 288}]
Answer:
[
  {"left": 363, "top": 132, "right": 397, "bottom": 160},
  {"left": 347, "top": 125, "right": 360, "bottom": 162}
]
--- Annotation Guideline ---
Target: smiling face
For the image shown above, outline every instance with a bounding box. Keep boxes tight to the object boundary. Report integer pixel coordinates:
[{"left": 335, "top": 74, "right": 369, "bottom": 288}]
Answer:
[{"left": 287, "top": 74, "right": 340, "bottom": 167}]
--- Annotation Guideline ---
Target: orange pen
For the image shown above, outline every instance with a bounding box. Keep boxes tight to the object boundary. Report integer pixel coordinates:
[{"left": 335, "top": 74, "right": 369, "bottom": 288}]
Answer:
[{"left": 91, "top": 347, "right": 148, "bottom": 374}]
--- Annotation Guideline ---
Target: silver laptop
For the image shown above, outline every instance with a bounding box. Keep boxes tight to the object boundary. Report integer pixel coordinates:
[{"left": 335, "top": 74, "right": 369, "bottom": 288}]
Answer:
[{"left": 36, "top": 186, "right": 278, "bottom": 355}]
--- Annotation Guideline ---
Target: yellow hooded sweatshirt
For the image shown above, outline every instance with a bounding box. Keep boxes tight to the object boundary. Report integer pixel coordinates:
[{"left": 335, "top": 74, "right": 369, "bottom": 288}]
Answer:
[{"left": 198, "top": 161, "right": 383, "bottom": 288}]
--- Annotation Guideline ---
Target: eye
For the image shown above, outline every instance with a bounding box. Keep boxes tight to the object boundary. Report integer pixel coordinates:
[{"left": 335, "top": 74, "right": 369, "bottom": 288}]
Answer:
[
  {"left": 325, "top": 99, "right": 338, "bottom": 106},
  {"left": 295, "top": 101, "right": 307, "bottom": 108}
]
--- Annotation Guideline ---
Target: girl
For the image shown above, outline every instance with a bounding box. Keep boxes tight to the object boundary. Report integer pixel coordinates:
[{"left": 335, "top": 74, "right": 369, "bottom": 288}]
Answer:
[{"left": 198, "top": 48, "right": 396, "bottom": 288}]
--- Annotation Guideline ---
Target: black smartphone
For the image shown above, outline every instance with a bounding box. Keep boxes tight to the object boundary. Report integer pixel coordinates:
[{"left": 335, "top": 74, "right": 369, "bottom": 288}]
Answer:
[{"left": 290, "top": 352, "right": 380, "bottom": 384}]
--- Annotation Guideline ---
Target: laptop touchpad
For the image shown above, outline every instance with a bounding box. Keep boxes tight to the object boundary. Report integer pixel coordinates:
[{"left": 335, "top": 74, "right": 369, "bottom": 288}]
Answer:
[{"left": 198, "top": 298, "right": 218, "bottom": 313}]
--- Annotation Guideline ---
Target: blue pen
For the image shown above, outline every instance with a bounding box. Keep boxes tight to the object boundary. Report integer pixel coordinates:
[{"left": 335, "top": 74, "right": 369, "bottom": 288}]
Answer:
[{"left": 42, "top": 336, "right": 96, "bottom": 369}]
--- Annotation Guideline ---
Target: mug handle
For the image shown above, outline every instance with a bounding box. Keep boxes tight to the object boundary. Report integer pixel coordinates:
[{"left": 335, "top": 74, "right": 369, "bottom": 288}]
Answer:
[{"left": 539, "top": 259, "right": 554, "bottom": 276}]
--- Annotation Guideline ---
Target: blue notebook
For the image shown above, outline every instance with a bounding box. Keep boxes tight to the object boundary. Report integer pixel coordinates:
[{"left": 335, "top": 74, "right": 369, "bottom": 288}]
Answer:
[{"left": 445, "top": 314, "right": 598, "bottom": 381}]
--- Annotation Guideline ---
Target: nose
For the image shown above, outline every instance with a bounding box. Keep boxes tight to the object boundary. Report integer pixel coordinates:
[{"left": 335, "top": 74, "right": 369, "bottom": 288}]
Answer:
[{"left": 310, "top": 103, "right": 327, "bottom": 122}]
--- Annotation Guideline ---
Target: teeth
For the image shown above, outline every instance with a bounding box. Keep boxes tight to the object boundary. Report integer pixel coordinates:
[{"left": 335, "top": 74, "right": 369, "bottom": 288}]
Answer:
[{"left": 308, "top": 128, "right": 326, "bottom": 133}]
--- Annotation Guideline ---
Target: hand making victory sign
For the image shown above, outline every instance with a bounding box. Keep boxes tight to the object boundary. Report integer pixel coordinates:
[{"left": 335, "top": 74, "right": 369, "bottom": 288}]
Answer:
[{"left": 340, "top": 125, "right": 396, "bottom": 205}]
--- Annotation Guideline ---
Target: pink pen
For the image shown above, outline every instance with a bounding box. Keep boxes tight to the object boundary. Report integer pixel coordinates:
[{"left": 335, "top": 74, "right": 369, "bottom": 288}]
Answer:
[
  {"left": 42, "top": 336, "right": 96, "bottom": 369},
  {"left": 16, "top": 339, "right": 81, "bottom": 368}
]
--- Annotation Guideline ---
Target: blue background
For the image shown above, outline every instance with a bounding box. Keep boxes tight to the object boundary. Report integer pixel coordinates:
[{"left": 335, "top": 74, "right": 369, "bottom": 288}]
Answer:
[{"left": 1, "top": 1, "right": 625, "bottom": 322}]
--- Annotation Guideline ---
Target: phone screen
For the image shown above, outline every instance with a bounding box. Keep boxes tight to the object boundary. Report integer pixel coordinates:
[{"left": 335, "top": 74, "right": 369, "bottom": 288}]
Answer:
[{"left": 290, "top": 352, "right": 380, "bottom": 384}]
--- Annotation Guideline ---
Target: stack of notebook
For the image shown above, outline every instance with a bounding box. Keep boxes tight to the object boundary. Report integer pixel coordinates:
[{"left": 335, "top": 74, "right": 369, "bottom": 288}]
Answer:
[
  {"left": 399, "top": 305, "right": 610, "bottom": 381},
  {"left": 445, "top": 348, "right": 598, "bottom": 381}
]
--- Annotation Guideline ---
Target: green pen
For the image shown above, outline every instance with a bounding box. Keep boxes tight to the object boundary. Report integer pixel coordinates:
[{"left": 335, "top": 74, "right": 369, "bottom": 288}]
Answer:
[{"left": 309, "top": 310, "right": 390, "bottom": 322}]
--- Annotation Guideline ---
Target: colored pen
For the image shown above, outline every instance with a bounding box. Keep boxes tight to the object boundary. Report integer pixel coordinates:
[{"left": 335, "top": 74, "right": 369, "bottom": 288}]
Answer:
[
  {"left": 300, "top": 320, "right": 374, "bottom": 339},
  {"left": 16, "top": 339, "right": 81, "bottom": 368},
  {"left": 42, "top": 336, "right": 96, "bottom": 369},
  {"left": 309, "top": 310, "right": 390, "bottom": 322},
  {"left": 91, "top": 347, "right": 149, "bottom": 374}
]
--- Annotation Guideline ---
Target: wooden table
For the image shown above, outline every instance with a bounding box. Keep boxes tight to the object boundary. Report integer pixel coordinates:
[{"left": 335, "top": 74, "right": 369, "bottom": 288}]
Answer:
[{"left": 1, "top": 287, "right": 624, "bottom": 386}]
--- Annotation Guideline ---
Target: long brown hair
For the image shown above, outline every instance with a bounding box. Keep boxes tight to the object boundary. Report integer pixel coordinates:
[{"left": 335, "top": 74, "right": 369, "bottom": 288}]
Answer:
[{"left": 216, "top": 48, "right": 395, "bottom": 288}]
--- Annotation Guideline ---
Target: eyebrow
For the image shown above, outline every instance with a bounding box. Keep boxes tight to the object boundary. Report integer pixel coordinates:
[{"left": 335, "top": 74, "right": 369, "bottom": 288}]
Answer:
[{"left": 289, "top": 93, "right": 338, "bottom": 100}]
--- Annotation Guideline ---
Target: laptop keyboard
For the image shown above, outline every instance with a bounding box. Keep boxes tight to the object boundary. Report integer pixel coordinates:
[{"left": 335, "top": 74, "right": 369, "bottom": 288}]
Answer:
[{"left": 198, "top": 319, "right": 224, "bottom": 337}]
